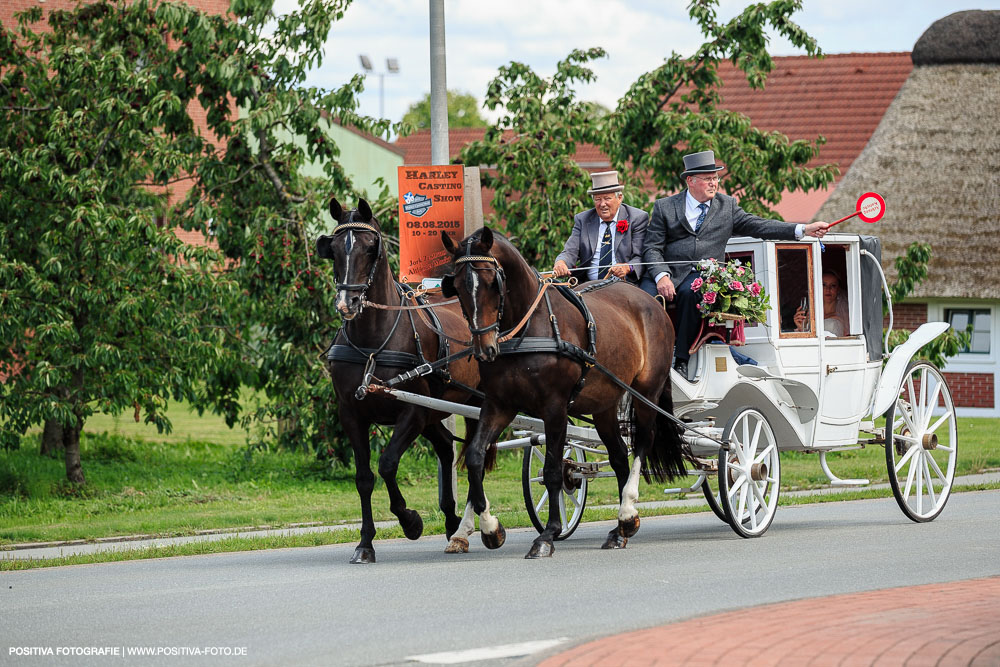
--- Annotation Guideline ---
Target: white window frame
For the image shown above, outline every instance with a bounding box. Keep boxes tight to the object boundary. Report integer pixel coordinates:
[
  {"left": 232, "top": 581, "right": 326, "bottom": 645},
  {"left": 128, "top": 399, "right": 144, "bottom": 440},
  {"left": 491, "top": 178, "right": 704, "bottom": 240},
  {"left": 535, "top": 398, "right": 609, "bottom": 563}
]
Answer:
[{"left": 927, "top": 302, "right": 997, "bottom": 365}]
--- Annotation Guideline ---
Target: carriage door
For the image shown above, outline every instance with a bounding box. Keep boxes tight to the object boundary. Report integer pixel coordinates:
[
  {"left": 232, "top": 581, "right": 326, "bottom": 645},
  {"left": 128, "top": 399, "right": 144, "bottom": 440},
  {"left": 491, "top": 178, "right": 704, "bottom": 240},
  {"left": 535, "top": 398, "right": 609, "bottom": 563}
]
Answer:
[{"left": 814, "top": 243, "right": 880, "bottom": 446}]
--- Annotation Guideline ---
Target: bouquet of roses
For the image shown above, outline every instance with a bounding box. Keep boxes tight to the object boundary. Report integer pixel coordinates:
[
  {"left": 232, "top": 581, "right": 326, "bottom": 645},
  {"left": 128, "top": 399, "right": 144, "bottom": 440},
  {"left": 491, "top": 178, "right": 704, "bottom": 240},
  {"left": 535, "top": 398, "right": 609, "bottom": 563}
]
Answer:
[{"left": 691, "top": 258, "right": 769, "bottom": 325}]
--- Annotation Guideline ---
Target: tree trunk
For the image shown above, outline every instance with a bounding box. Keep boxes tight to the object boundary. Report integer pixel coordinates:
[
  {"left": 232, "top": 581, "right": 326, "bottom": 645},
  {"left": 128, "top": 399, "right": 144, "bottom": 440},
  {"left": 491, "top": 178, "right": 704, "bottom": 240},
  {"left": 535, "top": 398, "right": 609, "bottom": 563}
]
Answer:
[
  {"left": 41, "top": 419, "right": 64, "bottom": 456},
  {"left": 64, "top": 421, "right": 85, "bottom": 484}
]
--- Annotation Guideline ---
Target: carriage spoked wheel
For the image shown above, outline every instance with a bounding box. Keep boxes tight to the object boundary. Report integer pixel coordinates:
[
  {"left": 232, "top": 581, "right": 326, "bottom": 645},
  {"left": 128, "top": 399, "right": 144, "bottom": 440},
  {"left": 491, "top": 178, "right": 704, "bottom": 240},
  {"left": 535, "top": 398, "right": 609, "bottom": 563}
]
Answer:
[
  {"left": 701, "top": 471, "right": 729, "bottom": 524},
  {"left": 884, "top": 361, "right": 958, "bottom": 522},
  {"left": 521, "top": 443, "right": 588, "bottom": 540},
  {"left": 718, "top": 407, "right": 780, "bottom": 538}
]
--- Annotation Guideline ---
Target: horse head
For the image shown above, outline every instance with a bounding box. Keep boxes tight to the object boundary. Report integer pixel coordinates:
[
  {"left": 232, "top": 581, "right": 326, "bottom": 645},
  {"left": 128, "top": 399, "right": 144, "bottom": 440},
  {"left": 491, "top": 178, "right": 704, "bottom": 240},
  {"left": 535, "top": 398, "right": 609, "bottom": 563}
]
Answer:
[
  {"left": 441, "top": 227, "right": 506, "bottom": 362},
  {"left": 316, "top": 197, "right": 384, "bottom": 320}
]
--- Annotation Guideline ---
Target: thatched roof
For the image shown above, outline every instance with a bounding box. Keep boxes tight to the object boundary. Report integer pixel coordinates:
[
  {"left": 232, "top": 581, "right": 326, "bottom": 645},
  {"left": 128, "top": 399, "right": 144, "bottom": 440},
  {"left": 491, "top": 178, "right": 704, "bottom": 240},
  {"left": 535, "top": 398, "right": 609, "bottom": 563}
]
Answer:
[
  {"left": 912, "top": 11, "right": 1000, "bottom": 66},
  {"left": 814, "top": 13, "right": 1000, "bottom": 300}
]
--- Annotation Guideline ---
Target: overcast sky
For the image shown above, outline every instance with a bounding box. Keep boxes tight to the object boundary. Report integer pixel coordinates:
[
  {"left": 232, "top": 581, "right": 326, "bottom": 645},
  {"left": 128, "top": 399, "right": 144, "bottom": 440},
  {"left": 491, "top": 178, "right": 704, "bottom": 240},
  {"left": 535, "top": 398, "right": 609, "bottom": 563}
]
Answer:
[{"left": 276, "top": 0, "right": 1000, "bottom": 128}]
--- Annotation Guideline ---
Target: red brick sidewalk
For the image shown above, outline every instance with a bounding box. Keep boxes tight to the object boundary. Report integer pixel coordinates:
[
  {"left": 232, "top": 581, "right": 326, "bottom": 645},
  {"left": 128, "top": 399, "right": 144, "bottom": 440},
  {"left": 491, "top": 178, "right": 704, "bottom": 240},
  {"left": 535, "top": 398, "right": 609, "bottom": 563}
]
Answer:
[{"left": 540, "top": 576, "right": 1000, "bottom": 666}]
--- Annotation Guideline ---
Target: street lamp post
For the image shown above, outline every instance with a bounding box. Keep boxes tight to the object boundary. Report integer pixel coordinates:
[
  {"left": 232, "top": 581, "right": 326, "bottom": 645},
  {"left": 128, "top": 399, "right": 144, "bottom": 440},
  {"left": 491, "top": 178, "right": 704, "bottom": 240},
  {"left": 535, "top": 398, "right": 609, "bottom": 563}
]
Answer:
[{"left": 359, "top": 55, "right": 399, "bottom": 120}]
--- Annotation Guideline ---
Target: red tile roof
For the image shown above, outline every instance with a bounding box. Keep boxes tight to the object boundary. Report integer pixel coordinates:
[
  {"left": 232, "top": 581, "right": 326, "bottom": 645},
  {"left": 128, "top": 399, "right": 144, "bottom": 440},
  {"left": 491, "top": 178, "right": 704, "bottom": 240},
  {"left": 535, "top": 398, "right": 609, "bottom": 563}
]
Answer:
[
  {"left": 393, "top": 53, "right": 913, "bottom": 221},
  {"left": 709, "top": 52, "right": 913, "bottom": 176}
]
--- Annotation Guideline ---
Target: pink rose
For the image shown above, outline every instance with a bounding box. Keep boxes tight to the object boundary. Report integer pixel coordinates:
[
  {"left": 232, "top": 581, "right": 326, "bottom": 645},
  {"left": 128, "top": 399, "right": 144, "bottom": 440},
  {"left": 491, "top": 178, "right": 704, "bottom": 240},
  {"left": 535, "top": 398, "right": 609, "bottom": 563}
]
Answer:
[
  {"left": 749, "top": 282, "right": 761, "bottom": 296},
  {"left": 730, "top": 280, "right": 745, "bottom": 291},
  {"left": 702, "top": 291, "right": 717, "bottom": 305},
  {"left": 691, "top": 277, "right": 704, "bottom": 290},
  {"left": 736, "top": 267, "right": 746, "bottom": 275}
]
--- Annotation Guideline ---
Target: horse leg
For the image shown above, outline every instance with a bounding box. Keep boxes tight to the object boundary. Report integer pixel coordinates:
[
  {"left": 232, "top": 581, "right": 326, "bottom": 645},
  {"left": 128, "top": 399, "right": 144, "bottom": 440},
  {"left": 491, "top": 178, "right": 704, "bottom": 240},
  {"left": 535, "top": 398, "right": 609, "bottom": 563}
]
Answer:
[
  {"left": 421, "top": 420, "right": 463, "bottom": 540},
  {"left": 593, "top": 409, "right": 633, "bottom": 550},
  {"left": 526, "top": 409, "right": 569, "bottom": 559},
  {"left": 341, "top": 411, "right": 377, "bottom": 564},
  {"left": 444, "top": 500, "right": 477, "bottom": 554},
  {"left": 617, "top": 400, "right": 659, "bottom": 540},
  {"left": 378, "top": 409, "right": 425, "bottom": 540},
  {"left": 465, "top": 402, "right": 514, "bottom": 550}
]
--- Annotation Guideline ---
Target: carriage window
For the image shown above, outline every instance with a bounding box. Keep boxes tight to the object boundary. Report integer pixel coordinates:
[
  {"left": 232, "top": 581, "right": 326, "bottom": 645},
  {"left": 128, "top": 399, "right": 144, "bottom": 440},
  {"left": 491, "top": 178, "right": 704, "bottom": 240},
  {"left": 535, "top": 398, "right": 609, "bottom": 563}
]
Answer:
[
  {"left": 776, "top": 244, "right": 814, "bottom": 338},
  {"left": 946, "top": 308, "right": 991, "bottom": 353}
]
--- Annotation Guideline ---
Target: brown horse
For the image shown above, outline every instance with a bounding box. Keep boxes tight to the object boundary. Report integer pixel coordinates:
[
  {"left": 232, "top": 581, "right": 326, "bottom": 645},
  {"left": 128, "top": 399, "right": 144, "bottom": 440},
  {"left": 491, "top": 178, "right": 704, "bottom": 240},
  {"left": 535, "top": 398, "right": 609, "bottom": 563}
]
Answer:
[
  {"left": 317, "top": 198, "right": 490, "bottom": 563},
  {"left": 441, "top": 227, "right": 685, "bottom": 558}
]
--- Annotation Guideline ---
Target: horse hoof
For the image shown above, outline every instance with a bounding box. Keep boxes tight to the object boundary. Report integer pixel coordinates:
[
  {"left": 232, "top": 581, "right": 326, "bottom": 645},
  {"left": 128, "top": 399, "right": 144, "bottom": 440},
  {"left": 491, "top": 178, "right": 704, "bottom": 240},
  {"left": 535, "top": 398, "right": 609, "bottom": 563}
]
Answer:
[
  {"left": 350, "top": 547, "right": 376, "bottom": 564},
  {"left": 444, "top": 536, "right": 470, "bottom": 554},
  {"left": 601, "top": 529, "right": 628, "bottom": 550},
  {"left": 525, "top": 540, "right": 554, "bottom": 559},
  {"left": 400, "top": 510, "right": 423, "bottom": 540},
  {"left": 481, "top": 522, "right": 507, "bottom": 550},
  {"left": 620, "top": 515, "right": 640, "bottom": 538},
  {"left": 445, "top": 515, "right": 462, "bottom": 541}
]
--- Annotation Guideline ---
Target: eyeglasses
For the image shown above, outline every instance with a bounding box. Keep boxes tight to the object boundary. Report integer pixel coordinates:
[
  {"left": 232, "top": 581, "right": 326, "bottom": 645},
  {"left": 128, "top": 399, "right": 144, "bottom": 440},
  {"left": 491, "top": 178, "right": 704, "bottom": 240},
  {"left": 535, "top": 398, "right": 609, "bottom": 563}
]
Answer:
[
  {"left": 592, "top": 195, "right": 620, "bottom": 204},
  {"left": 692, "top": 175, "right": 721, "bottom": 184}
]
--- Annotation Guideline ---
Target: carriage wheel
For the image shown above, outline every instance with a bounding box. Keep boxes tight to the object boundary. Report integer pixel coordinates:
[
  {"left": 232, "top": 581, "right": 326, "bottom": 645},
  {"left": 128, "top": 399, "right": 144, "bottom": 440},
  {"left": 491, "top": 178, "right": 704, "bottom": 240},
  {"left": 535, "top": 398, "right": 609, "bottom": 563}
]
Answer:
[
  {"left": 701, "top": 471, "right": 729, "bottom": 524},
  {"left": 521, "top": 443, "right": 588, "bottom": 541},
  {"left": 718, "top": 407, "right": 780, "bottom": 538},
  {"left": 884, "top": 361, "right": 957, "bottom": 523}
]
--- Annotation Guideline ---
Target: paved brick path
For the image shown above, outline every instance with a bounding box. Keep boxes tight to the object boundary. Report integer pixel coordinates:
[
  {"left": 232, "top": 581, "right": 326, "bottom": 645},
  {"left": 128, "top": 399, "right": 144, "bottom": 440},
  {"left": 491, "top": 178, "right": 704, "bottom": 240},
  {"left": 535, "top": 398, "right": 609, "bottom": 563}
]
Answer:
[{"left": 540, "top": 577, "right": 1000, "bottom": 666}]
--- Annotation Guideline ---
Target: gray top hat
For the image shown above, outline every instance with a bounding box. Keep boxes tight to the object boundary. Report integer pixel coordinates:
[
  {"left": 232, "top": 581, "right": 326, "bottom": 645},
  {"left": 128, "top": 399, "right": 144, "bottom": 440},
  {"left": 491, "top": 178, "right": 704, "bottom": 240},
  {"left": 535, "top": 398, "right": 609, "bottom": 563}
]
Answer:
[
  {"left": 587, "top": 170, "right": 624, "bottom": 195},
  {"left": 681, "top": 150, "right": 725, "bottom": 178}
]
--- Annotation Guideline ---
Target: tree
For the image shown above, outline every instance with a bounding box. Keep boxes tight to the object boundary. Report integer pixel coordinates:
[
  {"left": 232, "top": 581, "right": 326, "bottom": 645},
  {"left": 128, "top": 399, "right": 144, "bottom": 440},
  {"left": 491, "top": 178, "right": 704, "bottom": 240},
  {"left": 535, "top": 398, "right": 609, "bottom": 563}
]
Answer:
[
  {"left": 0, "top": 1, "right": 247, "bottom": 483},
  {"left": 605, "top": 0, "right": 838, "bottom": 218},
  {"left": 460, "top": 48, "right": 608, "bottom": 268},
  {"left": 402, "top": 90, "right": 488, "bottom": 130},
  {"left": 1, "top": 0, "right": 394, "bottom": 480}
]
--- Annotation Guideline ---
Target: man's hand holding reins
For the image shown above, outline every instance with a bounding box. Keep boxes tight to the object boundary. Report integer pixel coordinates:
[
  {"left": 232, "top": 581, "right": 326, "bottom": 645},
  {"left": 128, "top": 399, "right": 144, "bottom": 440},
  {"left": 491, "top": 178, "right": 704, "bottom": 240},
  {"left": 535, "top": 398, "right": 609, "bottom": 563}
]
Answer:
[{"left": 656, "top": 275, "right": 676, "bottom": 301}]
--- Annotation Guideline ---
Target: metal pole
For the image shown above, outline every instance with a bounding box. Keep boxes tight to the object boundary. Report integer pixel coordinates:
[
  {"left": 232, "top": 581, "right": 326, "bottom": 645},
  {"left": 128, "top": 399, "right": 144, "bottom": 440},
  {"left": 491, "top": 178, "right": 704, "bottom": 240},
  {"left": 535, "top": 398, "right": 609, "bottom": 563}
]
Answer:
[{"left": 429, "top": 0, "right": 448, "bottom": 165}]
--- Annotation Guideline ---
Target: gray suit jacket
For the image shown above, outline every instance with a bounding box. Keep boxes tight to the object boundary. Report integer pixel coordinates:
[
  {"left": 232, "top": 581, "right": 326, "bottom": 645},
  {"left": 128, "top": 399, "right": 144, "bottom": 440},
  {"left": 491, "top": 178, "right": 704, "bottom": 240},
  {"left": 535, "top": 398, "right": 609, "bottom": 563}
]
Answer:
[
  {"left": 642, "top": 191, "right": 797, "bottom": 287},
  {"left": 555, "top": 204, "right": 649, "bottom": 282}
]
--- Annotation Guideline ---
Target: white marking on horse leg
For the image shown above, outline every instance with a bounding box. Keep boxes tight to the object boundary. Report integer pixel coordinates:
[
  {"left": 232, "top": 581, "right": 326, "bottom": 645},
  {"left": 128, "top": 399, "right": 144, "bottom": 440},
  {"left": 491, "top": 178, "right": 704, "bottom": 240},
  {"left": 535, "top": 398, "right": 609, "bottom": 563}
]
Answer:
[
  {"left": 455, "top": 501, "right": 476, "bottom": 538},
  {"left": 618, "top": 457, "right": 643, "bottom": 522},
  {"left": 478, "top": 498, "right": 499, "bottom": 535}
]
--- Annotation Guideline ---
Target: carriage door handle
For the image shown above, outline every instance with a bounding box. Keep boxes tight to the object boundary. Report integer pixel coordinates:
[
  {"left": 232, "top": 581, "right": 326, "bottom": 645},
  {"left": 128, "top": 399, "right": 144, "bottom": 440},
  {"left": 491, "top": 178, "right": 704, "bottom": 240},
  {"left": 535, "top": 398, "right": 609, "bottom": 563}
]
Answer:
[{"left": 826, "top": 365, "right": 838, "bottom": 375}]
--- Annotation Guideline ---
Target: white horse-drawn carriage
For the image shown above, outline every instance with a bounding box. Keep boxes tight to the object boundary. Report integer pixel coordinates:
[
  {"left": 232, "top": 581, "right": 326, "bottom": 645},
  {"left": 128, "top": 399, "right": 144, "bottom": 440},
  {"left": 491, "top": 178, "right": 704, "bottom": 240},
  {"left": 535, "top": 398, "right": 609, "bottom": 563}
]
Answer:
[{"left": 322, "top": 200, "right": 956, "bottom": 561}]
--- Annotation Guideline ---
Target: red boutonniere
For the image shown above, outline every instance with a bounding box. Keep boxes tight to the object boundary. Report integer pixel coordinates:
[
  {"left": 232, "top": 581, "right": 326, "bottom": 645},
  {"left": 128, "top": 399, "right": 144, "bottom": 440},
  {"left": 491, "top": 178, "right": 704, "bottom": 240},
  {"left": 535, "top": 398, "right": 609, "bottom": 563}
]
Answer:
[{"left": 616, "top": 219, "right": 628, "bottom": 234}]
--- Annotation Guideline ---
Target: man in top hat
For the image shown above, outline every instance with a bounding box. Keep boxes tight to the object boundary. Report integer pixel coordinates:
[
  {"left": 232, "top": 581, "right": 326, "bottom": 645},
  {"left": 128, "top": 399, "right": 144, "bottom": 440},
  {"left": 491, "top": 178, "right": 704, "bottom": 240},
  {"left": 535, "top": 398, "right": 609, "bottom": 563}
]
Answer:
[
  {"left": 641, "top": 150, "right": 830, "bottom": 378},
  {"left": 553, "top": 170, "right": 648, "bottom": 284}
]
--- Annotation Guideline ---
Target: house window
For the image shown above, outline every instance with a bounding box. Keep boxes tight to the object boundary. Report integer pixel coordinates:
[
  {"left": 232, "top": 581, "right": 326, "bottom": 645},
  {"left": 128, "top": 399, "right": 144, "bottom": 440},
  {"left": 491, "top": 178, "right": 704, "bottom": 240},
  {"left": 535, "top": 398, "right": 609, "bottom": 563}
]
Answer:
[{"left": 946, "top": 308, "right": 991, "bottom": 354}]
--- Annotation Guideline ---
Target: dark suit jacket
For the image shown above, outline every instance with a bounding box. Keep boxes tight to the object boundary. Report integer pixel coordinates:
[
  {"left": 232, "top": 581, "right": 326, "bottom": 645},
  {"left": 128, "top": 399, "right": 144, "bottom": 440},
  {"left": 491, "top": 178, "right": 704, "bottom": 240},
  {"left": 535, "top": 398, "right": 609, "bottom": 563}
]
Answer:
[
  {"left": 642, "top": 191, "right": 797, "bottom": 287},
  {"left": 555, "top": 204, "right": 648, "bottom": 283}
]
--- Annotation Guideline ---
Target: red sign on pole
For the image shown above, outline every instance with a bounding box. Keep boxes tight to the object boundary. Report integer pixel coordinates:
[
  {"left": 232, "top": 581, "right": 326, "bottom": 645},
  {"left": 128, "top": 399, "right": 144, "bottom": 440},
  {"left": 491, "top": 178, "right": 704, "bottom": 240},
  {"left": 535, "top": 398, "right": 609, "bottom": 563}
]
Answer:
[{"left": 397, "top": 165, "right": 465, "bottom": 282}]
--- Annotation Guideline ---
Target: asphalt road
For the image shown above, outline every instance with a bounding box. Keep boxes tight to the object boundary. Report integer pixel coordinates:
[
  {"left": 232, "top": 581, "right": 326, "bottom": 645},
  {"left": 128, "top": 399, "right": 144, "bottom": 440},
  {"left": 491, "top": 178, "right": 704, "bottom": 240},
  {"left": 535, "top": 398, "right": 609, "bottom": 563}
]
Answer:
[{"left": 4, "top": 490, "right": 999, "bottom": 667}]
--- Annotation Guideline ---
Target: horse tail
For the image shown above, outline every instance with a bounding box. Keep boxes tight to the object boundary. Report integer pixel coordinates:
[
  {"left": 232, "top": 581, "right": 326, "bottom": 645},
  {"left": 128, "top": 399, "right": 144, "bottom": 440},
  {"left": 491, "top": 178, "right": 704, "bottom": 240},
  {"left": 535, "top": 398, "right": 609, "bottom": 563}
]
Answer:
[
  {"left": 642, "top": 386, "right": 687, "bottom": 483},
  {"left": 456, "top": 419, "right": 498, "bottom": 473}
]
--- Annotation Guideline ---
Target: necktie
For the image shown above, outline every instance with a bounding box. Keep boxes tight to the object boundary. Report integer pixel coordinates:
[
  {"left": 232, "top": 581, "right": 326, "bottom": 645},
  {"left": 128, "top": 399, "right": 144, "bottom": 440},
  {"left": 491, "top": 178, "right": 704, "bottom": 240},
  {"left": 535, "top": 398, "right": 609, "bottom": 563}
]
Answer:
[
  {"left": 597, "top": 224, "right": 613, "bottom": 279},
  {"left": 695, "top": 203, "right": 708, "bottom": 232}
]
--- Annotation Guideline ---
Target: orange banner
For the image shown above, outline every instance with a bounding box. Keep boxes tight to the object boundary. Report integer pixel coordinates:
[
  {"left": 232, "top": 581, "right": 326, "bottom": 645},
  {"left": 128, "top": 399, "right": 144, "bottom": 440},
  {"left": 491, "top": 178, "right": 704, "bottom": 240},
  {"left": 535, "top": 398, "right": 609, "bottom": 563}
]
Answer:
[{"left": 398, "top": 165, "right": 465, "bottom": 281}]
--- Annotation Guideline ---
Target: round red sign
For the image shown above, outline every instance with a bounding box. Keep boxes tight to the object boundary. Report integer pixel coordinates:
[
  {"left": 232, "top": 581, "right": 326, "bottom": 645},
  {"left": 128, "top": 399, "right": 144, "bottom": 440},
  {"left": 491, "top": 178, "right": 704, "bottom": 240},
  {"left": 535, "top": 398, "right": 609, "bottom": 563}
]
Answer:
[{"left": 856, "top": 192, "right": 885, "bottom": 223}]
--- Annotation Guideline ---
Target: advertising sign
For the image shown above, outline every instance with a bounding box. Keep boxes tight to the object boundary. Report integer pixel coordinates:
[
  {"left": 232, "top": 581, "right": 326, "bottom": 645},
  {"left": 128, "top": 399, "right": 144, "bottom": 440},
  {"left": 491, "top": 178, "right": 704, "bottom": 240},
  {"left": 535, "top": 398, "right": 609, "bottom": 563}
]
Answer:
[{"left": 397, "top": 165, "right": 465, "bottom": 281}]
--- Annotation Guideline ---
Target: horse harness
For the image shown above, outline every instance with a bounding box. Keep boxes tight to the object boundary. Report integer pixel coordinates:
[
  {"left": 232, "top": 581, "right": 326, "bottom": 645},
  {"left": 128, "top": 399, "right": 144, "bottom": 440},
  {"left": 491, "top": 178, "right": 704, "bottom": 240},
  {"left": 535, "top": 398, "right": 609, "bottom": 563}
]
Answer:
[{"left": 326, "top": 219, "right": 478, "bottom": 400}]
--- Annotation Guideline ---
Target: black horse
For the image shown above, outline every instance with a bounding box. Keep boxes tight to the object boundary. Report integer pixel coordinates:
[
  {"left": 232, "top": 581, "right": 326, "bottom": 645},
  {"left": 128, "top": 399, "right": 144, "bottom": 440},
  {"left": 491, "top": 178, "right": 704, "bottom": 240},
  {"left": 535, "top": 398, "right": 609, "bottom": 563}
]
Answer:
[
  {"left": 441, "top": 227, "right": 685, "bottom": 558},
  {"left": 317, "top": 198, "right": 490, "bottom": 563}
]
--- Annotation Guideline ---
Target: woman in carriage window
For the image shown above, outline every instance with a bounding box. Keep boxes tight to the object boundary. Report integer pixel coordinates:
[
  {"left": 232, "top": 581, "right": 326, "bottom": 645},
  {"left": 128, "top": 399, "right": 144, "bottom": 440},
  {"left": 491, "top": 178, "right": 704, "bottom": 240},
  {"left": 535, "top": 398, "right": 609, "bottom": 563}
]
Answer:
[{"left": 795, "top": 270, "right": 849, "bottom": 336}]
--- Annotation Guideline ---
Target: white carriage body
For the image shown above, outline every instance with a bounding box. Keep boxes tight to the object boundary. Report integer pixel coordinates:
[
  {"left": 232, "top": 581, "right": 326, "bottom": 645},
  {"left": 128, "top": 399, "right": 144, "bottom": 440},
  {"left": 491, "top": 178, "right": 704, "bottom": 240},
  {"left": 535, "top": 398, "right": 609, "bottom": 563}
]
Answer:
[{"left": 675, "top": 233, "right": 918, "bottom": 452}]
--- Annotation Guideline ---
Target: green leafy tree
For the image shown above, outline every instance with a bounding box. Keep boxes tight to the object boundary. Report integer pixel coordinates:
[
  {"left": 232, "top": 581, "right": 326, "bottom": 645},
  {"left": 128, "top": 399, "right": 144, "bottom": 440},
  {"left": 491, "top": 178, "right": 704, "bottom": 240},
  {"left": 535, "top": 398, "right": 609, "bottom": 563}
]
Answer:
[
  {"left": 460, "top": 48, "right": 609, "bottom": 268},
  {"left": 0, "top": 1, "right": 241, "bottom": 482},
  {"left": 402, "top": 90, "right": 488, "bottom": 130},
  {"left": 604, "top": 0, "right": 838, "bottom": 217},
  {"left": 1, "top": 0, "right": 398, "bottom": 480}
]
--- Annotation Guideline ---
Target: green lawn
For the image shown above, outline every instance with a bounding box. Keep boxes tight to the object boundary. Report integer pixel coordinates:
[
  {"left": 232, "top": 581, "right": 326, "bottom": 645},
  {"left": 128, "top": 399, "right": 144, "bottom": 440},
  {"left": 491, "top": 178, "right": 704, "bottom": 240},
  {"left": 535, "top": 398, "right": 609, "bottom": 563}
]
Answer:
[{"left": 1, "top": 413, "right": 998, "bottom": 550}]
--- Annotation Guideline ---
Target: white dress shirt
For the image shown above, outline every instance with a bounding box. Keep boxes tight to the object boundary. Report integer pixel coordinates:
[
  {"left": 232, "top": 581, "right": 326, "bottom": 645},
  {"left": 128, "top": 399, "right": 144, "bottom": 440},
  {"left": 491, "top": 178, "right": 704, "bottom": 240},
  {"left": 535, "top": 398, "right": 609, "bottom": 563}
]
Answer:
[{"left": 585, "top": 219, "right": 620, "bottom": 281}]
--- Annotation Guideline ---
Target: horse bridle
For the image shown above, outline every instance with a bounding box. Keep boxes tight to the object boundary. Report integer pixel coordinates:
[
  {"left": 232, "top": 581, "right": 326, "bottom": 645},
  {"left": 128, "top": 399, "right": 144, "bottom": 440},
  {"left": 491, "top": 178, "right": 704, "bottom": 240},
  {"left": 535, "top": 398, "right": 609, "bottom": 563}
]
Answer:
[
  {"left": 453, "top": 254, "right": 506, "bottom": 336},
  {"left": 332, "top": 220, "right": 383, "bottom": 301}
]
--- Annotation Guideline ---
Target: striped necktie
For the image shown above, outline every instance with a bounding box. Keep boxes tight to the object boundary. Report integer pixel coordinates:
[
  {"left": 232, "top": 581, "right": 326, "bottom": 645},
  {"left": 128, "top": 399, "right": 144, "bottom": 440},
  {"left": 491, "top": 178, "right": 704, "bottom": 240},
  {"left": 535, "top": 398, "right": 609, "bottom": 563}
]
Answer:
[
  {"left": 695, "top": 203, "right": 708, "bottom": 232},
  {"left": 597, "top": 224, "right": 613, "bottom": 279}
]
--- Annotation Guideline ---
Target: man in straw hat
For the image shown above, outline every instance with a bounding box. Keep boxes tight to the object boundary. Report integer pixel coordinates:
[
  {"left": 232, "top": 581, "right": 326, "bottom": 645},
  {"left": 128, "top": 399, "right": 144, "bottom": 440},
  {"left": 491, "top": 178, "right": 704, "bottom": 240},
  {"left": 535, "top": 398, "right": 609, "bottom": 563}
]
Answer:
[
  {"left": 641, "top": 150, "right": 831, "bottom": 378},
  {"left": 553, "top": 170, "right": 647, "bottom": 284}
]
